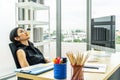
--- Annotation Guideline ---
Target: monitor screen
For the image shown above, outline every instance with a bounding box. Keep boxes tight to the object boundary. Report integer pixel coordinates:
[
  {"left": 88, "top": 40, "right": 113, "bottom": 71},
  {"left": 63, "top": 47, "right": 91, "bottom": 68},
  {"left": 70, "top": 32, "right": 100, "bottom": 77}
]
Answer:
[{"left": 91, "top": 15, "right": 115, "bottom": 51}]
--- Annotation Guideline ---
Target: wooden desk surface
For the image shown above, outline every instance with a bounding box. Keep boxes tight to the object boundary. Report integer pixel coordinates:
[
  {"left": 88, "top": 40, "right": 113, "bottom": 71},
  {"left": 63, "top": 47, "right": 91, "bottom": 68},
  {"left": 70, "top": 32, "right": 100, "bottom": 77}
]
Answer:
[{"left": 16, "top": 53, "right": 120, "bottom": 80}]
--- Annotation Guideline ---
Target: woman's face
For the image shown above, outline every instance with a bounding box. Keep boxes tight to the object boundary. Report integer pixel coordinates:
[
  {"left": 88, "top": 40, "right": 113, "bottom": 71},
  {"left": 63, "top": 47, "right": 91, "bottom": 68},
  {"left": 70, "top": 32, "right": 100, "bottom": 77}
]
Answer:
[{"left": 16, "top": 28, "right": 30, "bottom": 41}]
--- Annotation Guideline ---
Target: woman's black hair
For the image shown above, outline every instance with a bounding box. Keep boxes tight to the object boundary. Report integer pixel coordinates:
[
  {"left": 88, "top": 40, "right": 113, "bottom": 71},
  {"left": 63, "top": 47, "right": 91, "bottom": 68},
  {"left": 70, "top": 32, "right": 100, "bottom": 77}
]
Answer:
[{"left": 9, "top": 27, "right": 20, "bottom": 43}]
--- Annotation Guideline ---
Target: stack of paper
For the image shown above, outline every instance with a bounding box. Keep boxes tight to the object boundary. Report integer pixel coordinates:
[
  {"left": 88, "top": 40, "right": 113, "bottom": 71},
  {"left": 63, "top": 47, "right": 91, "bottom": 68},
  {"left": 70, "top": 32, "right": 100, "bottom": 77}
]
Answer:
[{"left": 84, "top": 63, "right": 107, "bottom": 73}]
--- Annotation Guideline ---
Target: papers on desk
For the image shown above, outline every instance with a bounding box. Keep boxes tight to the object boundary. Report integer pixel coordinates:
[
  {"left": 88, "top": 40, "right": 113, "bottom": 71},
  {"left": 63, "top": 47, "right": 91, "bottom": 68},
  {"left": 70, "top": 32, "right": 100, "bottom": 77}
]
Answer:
[
  {"left": 84, "top": 63, "right": 107, "bottom": 73},
  {"left": 15, "top": 62, "right": 54, "bottom": 75}
]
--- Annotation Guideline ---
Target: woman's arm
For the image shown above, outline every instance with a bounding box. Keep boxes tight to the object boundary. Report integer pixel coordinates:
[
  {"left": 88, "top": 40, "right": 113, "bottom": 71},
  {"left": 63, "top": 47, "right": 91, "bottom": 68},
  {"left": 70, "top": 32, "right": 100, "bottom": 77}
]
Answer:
[{"left": 16, "top": 49, "right": 29, "bottom": 68}]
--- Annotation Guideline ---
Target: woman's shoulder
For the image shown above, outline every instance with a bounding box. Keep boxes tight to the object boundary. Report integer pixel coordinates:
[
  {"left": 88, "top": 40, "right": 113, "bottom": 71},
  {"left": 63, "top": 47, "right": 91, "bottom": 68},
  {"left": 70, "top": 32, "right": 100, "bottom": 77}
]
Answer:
[
  {"left": 16, "top": 48, "right": 24, "bottom": 53},
  {"left": 16, "top": 49, "right": 27, "bottom": 60}
]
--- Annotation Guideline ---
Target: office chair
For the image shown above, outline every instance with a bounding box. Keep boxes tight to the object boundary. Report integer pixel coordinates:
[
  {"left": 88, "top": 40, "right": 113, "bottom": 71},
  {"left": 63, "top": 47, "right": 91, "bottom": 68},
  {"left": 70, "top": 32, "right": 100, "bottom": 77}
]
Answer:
[
  {"left": 9, "top": 43, "right": 21, "bottom": 68},
  {"left": 9, "top": 43, "right": 31, "bottom": 80}
]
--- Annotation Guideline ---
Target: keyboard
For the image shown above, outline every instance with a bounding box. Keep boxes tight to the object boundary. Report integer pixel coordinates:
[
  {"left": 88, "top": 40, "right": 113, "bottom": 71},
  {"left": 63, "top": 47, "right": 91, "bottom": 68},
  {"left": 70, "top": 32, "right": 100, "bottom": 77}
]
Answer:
[
  {"left": 15, "top": 63, "right": 54, "bottom": 75},
  {"left": 29, "top": 64, "right": 53, "bottom": 75}
]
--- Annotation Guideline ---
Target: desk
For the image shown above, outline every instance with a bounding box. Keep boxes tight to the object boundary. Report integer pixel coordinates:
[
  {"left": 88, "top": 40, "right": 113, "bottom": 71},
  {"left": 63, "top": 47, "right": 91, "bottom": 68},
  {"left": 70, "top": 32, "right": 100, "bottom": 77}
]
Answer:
[{"left": 16, "top": 53, "right": 120, "bottom": 80}]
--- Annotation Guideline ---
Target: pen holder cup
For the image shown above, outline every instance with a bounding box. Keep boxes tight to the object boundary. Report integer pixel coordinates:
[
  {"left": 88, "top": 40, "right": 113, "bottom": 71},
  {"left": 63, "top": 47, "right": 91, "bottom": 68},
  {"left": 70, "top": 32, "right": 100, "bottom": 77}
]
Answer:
[
  {"left": 54, "top": 63, "right": 67, "bottom": 79},
  {"left": 71, "top": 65, "right": 84, "bottom": 80}
]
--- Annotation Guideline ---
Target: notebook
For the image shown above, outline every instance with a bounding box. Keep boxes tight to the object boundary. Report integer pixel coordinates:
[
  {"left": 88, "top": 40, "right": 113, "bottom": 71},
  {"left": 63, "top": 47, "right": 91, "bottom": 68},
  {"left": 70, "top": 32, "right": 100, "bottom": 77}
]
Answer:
[{"left": 15, "top": 62, "right": 54, "bottom": 75}]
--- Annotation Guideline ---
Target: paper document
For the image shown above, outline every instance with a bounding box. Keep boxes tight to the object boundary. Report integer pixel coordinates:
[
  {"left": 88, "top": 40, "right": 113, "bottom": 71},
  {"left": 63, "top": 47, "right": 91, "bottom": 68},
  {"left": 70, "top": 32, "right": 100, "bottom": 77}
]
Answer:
[{"left": 84, "top": 63, "right": 107, "bottom": 73}]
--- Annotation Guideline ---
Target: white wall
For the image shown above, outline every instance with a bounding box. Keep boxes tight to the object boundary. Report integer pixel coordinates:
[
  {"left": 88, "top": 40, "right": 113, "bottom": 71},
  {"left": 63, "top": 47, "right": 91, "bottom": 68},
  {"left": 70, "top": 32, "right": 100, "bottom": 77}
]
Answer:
[{"left": 0, "top": 0, "right": 17, "bottom": 77}]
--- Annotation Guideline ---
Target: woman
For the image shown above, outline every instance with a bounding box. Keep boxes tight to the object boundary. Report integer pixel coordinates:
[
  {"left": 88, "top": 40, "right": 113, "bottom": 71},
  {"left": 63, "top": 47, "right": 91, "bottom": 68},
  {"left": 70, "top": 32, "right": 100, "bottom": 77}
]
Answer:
[{"left": 9, "top": 27, "right": 49, "bottom": 68}]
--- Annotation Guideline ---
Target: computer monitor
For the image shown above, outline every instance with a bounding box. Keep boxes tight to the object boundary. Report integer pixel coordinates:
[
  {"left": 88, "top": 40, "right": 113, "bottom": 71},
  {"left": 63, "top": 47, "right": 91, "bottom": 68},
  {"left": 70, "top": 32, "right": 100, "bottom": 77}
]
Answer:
[{"left": 91, "top": 15, "right": 115, "bottom": 52}]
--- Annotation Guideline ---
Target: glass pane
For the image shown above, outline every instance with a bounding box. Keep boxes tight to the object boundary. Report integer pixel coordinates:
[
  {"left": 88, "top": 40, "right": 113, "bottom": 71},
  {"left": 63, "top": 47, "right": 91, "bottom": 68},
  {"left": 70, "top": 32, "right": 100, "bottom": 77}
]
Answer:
[
  {"left": 44, "top": 0, "right": 56, "bottom": 59},
  {"left": 35, "top": 10, "right": 49, "bottom": 22},
  {"left": 61, "top": 0, "right": 87, "bottom": 57}
]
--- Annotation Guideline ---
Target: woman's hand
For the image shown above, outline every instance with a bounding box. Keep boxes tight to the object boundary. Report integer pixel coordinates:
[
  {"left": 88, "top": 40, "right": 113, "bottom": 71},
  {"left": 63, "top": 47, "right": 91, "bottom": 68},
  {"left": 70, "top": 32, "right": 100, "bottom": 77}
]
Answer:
[{"left": 45, "top": 59, "right": 50, "bottom": 63}]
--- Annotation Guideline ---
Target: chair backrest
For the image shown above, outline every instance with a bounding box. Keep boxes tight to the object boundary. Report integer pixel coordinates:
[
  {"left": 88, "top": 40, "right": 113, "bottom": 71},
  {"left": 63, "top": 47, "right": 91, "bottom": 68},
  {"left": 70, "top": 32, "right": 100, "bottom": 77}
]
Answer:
[{"left": 9, "top": 43, "right": 21, "bottom": 68}]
